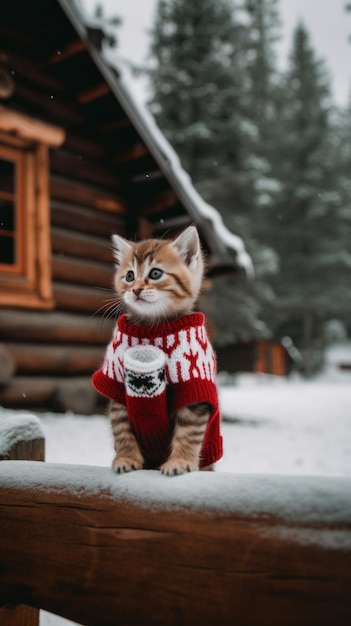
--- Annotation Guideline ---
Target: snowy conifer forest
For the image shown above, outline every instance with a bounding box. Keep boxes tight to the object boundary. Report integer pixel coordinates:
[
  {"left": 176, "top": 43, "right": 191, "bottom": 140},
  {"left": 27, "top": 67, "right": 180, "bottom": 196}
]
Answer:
[{"left": 142, "top": 0, "right": 351, "bottom": 375}]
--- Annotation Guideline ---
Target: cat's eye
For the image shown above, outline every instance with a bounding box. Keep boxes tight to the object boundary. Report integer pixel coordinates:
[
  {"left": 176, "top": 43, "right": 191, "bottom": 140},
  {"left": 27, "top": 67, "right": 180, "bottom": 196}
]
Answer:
[
  {"left": 149, "top": 268, "right": 163, "bottom": 280},
  {"left": 125, "top": 270, "right": 135, "bottom": 282}
]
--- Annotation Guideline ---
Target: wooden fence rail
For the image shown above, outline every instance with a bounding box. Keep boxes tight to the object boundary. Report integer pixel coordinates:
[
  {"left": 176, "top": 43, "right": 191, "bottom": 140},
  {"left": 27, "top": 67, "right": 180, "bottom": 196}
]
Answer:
[{"left": 1, "top": 460, "right": 351, "bottom": 626}]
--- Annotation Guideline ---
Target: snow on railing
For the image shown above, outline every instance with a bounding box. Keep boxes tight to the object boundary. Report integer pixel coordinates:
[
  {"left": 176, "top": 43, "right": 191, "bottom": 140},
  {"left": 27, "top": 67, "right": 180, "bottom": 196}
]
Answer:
[
  {"left": 0, "top": 412, "right": 44, "bottom": 461},
  {"left": 0, "top": 460, "right": 351, "bottom": 625}
]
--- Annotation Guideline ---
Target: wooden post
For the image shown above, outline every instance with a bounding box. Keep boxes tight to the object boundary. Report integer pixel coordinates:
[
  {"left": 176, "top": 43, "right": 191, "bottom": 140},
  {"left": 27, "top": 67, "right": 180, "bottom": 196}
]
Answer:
[
  {"left": 0, "top": 415, "right": 44, "bottom": 626},
  {"left": 0, "top": 414, "right": 45, "bottom": 461},
  {"left": 0, "top": 605, "right": 40, "bottom": 626},
  {"left": 0, "top": 463, "right": 350, "bottom": 626}
]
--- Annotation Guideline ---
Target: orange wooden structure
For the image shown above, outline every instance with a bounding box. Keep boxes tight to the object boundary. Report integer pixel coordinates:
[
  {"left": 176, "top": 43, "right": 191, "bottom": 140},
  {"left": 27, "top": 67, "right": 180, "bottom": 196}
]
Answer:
[{"left": 216, "top": 339, "right": 297, "bottom": 377}]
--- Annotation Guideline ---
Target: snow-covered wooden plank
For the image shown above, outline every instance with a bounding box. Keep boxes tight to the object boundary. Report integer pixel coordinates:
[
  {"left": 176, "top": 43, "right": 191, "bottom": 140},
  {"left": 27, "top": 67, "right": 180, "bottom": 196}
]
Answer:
[
  {"left": 0, "top": 415, "right": 44, "bottom": 461},
  {"left": 0, "top": 462, "right": 350, "bottom": 626}
]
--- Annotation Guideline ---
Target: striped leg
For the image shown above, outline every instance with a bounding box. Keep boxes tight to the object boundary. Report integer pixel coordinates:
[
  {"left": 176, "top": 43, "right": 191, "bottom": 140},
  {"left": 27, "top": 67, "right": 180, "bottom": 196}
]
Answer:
[
  {"left": 160, "top": 402, "right": 211, "bottom": 476},
  {"left": 109, "top": 400, "right": 144, "bottom": 473}
]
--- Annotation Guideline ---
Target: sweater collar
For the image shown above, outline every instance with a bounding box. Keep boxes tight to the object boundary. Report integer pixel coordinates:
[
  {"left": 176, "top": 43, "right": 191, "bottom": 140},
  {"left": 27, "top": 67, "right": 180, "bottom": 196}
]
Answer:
[{"left": 117, "top": 312, "right": 205, "bottom": 339}]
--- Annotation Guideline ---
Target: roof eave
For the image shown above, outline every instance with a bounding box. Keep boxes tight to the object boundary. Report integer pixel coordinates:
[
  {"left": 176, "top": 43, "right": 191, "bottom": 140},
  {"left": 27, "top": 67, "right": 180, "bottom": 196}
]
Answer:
[{"left": 57, "top": 0, "right": 254, "bottom": 277}]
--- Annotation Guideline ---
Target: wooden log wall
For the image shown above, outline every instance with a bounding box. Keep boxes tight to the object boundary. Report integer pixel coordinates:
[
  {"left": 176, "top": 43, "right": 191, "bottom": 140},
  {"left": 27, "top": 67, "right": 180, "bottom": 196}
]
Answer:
[
  {"left": 0, "top": 464, "right": 351, "bottom": 626},
  {"left": 0, "top": 32, "right": 130, "bottom": 412},
  {"left": 0, "top": 0, "right": 194, "bottom": 413},
  {"left": 0, "top": 122, "right": 126, "bottom": 411},
  {"left": 48, "top": 124, "right": 128, "bottom": 315},
  {"left": 0, "top": 122, "right": 131, "bottom": 413},
  {"left": 0, "top": 309, "right": 113, "bottom": 414}
]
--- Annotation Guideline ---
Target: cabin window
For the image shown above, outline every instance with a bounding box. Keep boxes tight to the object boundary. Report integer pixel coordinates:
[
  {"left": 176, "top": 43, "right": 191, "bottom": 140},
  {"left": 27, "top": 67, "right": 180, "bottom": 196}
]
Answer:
[
  {"left": 0, "top": 106, "right": 65, "bottom": 308},
  {"left": 0, "top": 145, "right": 24, "bottom": 269}
]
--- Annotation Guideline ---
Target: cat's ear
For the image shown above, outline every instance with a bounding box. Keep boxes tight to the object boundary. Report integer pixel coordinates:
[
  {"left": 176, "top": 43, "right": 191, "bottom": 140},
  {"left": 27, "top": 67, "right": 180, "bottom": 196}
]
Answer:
[
  {"left": 172, "top": 226, "right": 201, "bottom": 268},
  {"left": 111, "top": 234, "right": 132, "bottom": 266}
]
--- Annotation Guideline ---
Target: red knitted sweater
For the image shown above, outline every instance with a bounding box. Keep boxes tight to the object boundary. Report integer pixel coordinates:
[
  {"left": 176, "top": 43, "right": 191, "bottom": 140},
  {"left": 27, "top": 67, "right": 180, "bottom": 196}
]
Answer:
[{"left": 92, "top": 313, "right": 223, "bottom": 468}]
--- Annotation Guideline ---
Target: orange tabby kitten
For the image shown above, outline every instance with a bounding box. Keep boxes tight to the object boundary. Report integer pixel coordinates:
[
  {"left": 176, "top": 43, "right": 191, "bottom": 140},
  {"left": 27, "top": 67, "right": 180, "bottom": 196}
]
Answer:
[{"left": 92, "top": 226, "right": 223, "bottom": 475}]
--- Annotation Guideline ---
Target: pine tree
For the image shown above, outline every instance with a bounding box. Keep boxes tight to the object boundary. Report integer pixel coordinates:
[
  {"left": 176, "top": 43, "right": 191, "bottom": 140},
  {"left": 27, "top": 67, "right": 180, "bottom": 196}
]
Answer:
[
  {"left": 199, "top": 0, "right": 282, "bottom": 346},
  {"left": 244, "top": 0, "right": 280, "bottom": 132},
  {"left": 93, "top": 3, "right": 122, "bottom": 48},
  {"left": 147, "top": 0, "right": 280, "bottom": 345},
  {"left": 242, "top": 0, "right": 282, "bottom": 210},
  {"left": 265, "top": 23, "right": 348, "bottom": 374},
  {"left": 327, "top": 102, "right": 351, "bottom": 335},
  {"left": 148, "top": 0, "right": 247, "bottom": 183}
]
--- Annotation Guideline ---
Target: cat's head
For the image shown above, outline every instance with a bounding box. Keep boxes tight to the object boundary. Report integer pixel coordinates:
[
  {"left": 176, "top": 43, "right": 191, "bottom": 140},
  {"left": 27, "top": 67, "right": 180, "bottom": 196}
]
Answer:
[{"left": 111, "top": 226, "right": 204, "bottom": 324}]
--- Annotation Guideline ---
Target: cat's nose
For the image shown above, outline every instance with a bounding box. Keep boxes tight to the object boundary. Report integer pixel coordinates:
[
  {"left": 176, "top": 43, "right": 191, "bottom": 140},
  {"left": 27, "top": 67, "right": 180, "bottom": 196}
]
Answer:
[{"left": 133, "top": 288, "right": 143, "bottom": 297}]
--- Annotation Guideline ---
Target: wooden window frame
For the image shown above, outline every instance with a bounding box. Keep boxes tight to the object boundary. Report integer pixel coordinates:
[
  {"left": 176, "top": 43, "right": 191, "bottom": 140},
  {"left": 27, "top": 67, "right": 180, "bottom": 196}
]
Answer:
[{"left": 0, "top": 105, "right": 65, "bottom": 309}]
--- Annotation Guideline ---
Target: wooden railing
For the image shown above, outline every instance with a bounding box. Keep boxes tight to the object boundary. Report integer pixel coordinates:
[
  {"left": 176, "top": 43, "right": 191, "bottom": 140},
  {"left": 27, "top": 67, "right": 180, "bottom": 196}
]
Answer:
[
  {"left": 1, "top": 417, "right": 351, "bottom": 626},
  {"left": 0, "top": 414, "right": 44, "bottom": 626}
]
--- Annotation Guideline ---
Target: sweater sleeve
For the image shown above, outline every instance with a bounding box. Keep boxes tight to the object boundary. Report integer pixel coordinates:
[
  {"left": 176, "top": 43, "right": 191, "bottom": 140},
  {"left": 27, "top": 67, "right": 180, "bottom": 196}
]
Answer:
[
  {"left": 171, "top": 378, "right": 223, "bottom": 468},
  {"left": 92, "top": 369, "right": 126, "bottom": 405},
  {"left": 167, "top": 321, "right": 223, "bottom": 466},
  {"left": 92, "top": 326, "right": 126, "bottom": 405},
  {"left": 171, "top": 377, "right": 219, "bottom": 413}
]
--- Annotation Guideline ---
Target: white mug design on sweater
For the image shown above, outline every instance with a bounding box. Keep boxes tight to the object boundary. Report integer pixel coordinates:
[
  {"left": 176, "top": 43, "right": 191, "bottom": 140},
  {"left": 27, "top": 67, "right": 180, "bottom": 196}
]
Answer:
[{"left": 123, "top": 345, "right": 166, "bottom": 398}]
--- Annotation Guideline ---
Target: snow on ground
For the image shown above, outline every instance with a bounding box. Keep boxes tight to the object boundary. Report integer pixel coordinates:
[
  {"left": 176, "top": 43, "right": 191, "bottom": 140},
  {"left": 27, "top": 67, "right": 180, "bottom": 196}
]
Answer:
[
  {"left": 37, "top": 375, "right": 351, "bottom": 479},
  {"left": 37, "top": 342, "right": 351, "bottom": 479},
  {"left": 1, "top": 342, "right": 350, "bottom": 626},
  {"left": 219, "top": 376, "right": 351, "bottom": 477}
]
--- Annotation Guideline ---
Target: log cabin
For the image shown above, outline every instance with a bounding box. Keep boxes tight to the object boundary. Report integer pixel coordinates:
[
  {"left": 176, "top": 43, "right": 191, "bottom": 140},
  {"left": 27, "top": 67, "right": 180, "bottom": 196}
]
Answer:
[{"left": 0, "top": 0, "right": 252, "bottom": 414}]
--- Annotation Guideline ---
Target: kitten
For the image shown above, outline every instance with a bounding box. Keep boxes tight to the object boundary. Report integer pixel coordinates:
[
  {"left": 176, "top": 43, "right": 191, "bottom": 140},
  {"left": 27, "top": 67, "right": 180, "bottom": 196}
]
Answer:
[{"left": 93, "top": 226, "right": 222, "bottom": 475}]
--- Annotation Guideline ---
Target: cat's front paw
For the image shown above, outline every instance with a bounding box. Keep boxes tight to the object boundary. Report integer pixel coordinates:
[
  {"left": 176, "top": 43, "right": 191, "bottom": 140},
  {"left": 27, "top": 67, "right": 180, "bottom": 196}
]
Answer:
[
  {"left": 160, "top": 458, "right": 198, "bottom": 476},
  {"left": 112, "top": 456, "right": 143, "bottom": 473}
]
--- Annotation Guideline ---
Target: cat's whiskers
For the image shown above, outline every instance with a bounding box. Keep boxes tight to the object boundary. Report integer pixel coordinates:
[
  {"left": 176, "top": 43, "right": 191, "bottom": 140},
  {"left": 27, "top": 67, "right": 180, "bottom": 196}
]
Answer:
[
  {"left": 92, "top": 295, "right": 125, "bottom": 330},
  {"left": 90, "top": 288, "right": 114, "bottom": 315}
]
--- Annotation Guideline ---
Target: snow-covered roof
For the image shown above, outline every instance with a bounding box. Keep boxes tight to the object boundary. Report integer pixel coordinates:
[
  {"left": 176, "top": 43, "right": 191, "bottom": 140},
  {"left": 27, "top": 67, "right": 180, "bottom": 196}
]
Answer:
[{"left": 58, "top": 0, "right": 254, "bottom": 277}]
